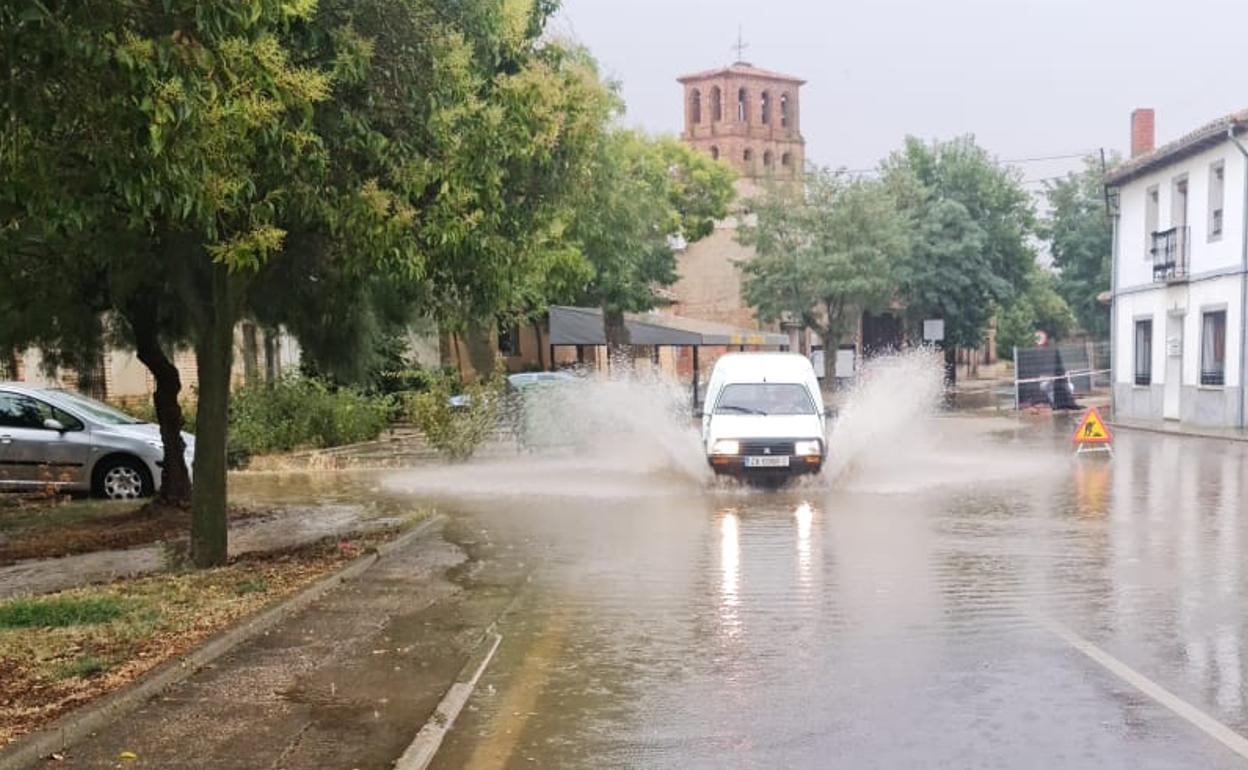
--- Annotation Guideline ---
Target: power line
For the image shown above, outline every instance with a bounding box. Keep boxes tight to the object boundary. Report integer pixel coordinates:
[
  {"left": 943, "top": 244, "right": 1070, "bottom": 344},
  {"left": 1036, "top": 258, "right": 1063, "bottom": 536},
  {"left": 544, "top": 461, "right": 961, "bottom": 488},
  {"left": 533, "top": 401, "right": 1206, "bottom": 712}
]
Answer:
[{"left": 839, "top": 149, "right": 1097, "bottom": 177}]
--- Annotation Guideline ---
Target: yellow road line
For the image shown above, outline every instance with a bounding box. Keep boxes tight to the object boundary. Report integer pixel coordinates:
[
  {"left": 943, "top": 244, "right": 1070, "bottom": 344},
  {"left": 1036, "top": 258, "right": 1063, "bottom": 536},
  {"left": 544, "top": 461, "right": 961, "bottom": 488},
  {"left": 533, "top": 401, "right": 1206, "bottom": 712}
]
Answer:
[{"left": 461, "top": 611, "right": 569, "bottom": 770}]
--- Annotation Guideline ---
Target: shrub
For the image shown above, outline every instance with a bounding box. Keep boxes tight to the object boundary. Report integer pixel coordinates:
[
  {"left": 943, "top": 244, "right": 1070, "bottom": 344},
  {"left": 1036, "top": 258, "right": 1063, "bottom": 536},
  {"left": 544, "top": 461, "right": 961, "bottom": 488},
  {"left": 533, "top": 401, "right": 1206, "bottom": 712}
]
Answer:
[
  {"left": 228, "top": 376, "right": 394, "bottom": 459},
  {"left": 109, "top": 396, "right": 198, "bottom": 433},
  {"left": 407, "top": 363, "right": 506, "bottom": 462}
]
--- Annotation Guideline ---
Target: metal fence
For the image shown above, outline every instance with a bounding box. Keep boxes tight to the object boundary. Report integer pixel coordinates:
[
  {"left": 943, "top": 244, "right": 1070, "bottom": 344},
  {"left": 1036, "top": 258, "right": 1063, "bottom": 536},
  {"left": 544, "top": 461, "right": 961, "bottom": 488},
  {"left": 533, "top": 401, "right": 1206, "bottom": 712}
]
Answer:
[{"left": 1013, "top": 341, "right": 1110, "bottom": 409}]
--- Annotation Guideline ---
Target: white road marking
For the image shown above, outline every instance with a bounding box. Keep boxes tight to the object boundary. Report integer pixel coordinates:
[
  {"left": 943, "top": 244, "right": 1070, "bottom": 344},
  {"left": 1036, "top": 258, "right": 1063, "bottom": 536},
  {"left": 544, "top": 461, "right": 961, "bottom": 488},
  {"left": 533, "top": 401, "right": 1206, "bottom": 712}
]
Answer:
[{"left": 1037, "top": 615, "right": 1248, "bottom": 760}]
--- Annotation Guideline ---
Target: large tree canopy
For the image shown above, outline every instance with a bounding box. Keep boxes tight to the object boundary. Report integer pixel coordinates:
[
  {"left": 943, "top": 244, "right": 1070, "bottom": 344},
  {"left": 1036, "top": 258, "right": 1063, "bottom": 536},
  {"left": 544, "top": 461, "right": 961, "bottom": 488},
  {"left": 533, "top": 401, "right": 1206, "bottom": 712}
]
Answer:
[
  {"left": 565, "top": 129, "right": 736, "bottom": 347},
  {"left": 1043, "top": 156, "right": 1114, "bottom": 338},
  {"left": 1, "top": 0, "right": 615, "bottom": 565},
  {"left": 739, "top": 168, "right": 908, "bottom": 380},
  {"left": 881, "top": 135, "right": 1038, "bottom": 350}
]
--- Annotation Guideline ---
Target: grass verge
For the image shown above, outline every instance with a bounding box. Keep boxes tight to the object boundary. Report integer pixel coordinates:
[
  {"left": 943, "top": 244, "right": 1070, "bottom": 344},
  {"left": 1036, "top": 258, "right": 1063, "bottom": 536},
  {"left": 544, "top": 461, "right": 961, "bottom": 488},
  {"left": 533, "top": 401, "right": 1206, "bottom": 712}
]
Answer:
[
  {"left": 0, "top": 524, "right": 414, "bottom": 747},
  {"left": 0, "top": 597, "right": 127, "bottom": 630}
]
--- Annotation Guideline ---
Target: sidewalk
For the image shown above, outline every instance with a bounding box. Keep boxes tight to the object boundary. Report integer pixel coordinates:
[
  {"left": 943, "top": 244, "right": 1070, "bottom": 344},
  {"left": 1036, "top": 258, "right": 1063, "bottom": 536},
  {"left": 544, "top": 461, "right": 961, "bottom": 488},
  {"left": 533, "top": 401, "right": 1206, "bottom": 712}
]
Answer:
[
  {"left": 1110, "top": 417, "right": 1248, "bottom": 443},
  {"left": 3, "top": 518, "right": 522, "bottom": 770}
]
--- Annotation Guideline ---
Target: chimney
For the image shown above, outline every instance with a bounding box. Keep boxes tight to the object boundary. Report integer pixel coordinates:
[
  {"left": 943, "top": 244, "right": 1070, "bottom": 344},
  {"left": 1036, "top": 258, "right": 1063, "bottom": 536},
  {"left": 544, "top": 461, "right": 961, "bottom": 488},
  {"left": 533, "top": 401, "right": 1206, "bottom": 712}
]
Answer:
[{"left": 1131, "top": 109, "right": 1156, "bottom": 158}]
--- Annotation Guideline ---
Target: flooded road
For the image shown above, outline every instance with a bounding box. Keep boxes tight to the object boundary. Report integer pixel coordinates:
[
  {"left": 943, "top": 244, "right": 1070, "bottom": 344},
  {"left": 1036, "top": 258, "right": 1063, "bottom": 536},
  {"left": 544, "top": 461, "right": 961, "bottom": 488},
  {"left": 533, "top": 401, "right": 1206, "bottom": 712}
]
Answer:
[{"left": 393, "top": 417, "right": 1248, "bottom": 769}]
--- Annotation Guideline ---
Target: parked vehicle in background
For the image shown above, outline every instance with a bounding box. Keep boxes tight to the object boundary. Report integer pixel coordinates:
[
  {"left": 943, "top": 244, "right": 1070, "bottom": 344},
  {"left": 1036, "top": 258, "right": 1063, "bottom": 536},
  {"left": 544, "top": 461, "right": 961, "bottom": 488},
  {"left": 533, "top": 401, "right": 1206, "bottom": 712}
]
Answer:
[
  {"left": 0, "top": 383, "right": 195, "bottom": 499},
  {"left": 507, "top": 370, "right": 579, "bottom": 450},
  {"left": 700, "top": 353, "right": 828, "bottom": 480}
]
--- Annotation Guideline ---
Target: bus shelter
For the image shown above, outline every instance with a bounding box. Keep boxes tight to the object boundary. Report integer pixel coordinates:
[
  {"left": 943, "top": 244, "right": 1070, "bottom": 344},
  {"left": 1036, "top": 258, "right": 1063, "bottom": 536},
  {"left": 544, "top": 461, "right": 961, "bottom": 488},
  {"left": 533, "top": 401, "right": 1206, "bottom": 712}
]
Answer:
[{"left": 547, "top": 305, "right": 791, "bottom": 408}]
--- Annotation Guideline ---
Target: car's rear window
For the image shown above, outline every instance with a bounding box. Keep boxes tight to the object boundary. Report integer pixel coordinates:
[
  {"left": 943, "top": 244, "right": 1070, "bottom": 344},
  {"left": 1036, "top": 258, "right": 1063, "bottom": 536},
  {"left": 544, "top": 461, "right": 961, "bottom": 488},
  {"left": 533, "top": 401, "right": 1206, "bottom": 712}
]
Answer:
[
  {"left": 49, "top": 389, "right": 143, "bottom": 426},
  {"left": 714, "top": 383, "right": 816, "bottom": 416}
]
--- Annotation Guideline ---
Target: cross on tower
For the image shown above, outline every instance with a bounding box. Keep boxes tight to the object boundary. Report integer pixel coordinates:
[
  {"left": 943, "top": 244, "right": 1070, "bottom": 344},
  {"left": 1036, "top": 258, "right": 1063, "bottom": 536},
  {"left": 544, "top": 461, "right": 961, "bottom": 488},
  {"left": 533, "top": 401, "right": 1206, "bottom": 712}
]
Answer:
[{"left": 732, "top": 27, "right": 749, "bottom": 63}]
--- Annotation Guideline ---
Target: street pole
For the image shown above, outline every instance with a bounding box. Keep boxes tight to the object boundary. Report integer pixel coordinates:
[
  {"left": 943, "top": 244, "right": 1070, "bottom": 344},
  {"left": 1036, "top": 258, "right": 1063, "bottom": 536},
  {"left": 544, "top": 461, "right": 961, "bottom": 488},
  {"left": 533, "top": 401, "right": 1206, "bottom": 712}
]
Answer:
[{"left": 692, "top": 346, "right": 700, "bottom": 411}]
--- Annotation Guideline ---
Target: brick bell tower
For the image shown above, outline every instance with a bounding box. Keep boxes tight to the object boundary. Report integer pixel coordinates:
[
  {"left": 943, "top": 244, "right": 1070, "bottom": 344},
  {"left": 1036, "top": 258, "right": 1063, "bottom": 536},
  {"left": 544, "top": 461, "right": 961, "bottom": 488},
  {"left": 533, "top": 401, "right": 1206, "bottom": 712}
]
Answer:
[{"left": 677, "top": 57, "right": 805, "bottom": 183}]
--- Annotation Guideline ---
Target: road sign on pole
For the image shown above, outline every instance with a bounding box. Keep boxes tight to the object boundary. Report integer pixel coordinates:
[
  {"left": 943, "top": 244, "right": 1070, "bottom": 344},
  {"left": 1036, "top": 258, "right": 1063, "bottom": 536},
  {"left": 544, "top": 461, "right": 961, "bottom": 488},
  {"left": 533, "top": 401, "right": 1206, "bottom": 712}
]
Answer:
[{"left": 923, "top": 319, "right": 945, "bottom": 342}]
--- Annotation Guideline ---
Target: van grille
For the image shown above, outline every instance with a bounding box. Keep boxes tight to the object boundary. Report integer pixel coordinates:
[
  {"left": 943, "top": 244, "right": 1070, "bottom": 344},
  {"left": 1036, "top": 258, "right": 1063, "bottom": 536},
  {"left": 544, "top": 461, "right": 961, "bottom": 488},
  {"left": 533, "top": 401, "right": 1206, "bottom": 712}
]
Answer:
[{"left": 740, "top": 441, "right": 796, "bottom": 456}]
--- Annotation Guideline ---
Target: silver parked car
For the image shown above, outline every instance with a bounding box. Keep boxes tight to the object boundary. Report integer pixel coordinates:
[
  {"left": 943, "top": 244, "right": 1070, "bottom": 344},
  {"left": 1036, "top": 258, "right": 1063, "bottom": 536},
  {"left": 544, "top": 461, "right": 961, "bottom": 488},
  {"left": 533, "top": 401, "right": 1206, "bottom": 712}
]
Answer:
[{"left": 0, "top": 382, "right": 194, "bottom": 499}]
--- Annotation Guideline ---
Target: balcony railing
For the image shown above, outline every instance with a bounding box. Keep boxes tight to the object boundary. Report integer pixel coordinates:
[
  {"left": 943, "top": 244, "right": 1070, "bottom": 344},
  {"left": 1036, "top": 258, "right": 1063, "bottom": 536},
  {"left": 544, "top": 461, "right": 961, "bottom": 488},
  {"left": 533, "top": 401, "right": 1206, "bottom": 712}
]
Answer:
[{"left": 1151, "top": 226, "right": 1190, "bottom": 282}]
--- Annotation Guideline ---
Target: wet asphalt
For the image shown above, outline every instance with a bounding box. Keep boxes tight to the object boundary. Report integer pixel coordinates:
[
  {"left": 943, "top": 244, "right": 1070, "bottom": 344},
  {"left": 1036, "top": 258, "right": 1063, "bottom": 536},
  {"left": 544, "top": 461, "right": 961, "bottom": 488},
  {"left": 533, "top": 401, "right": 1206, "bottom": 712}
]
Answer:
[{"left": 396, "top": 416, "right": 1248, "bottom": 770}]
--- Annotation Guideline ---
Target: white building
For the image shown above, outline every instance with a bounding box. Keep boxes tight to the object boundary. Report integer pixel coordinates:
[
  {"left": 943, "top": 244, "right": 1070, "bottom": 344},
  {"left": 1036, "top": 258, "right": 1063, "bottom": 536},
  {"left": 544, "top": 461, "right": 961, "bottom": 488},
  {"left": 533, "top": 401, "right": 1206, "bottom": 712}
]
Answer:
[{"left": 1109, "top": 108, "right": 1248, "bottom": 427}]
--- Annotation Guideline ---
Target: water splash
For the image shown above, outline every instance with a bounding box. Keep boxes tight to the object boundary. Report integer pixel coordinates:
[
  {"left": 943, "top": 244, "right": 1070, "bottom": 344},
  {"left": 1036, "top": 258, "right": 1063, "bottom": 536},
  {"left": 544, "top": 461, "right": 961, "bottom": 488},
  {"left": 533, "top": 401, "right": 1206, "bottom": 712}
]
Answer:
[
  {"left": 520, "top": 366, "right": 710, "bottom": 483},
  {"left": 825, "top": 348, "right": 946, "bottom": 484},
  {"left": 824, "top": 349, "right": 1065, "bottom": 493},
  {"left": 384, "top": 364, "right": 710, "bottom": 501}
]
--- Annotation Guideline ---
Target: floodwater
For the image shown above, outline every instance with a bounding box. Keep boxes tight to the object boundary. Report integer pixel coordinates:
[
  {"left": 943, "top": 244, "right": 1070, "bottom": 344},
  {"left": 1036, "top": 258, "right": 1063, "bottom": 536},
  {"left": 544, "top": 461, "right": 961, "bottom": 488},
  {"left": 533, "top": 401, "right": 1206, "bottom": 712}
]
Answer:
[{"left": 375, "top": 357, "right": 1248, "bottom": 769}]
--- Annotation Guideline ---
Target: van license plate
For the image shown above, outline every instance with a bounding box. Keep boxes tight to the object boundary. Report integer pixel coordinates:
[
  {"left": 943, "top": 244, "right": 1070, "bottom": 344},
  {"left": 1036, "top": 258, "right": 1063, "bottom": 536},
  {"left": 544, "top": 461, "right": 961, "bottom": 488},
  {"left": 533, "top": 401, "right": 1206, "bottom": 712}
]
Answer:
[{"left": 745, "top": 456, "right": 789, "bottom": 468}]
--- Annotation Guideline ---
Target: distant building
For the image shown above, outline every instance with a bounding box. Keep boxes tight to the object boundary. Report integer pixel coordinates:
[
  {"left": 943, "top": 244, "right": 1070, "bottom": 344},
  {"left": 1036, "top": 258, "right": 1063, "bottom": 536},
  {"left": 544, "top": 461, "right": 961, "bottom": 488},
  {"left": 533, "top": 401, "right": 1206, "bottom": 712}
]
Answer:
[
  {"left": 1107, "top": 108, "right": 1248, "bottom": 427},
  {"left": 670, "top": 60, "right": 805, "bottom": 334},
  {"left": 5, "top": 325, "right": 301, "bottom": 403}
]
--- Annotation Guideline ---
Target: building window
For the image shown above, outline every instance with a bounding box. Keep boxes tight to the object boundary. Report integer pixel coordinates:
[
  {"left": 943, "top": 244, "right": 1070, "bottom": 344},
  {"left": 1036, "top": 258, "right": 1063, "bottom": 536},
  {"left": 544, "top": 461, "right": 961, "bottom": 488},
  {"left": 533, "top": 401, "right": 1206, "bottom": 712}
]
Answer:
[
  {"left": 1134, "top": 319, "right": 1152, "bottom": 386},
  {"left": 780, "top": 93, "right": 790, "bottom": 128},
  {"left": 690, "top": 89, "right": 702, "bottom": 125},
  {"left": 1201, "top": 310, "right": 1227, "bottom": 385},
  {"left": 711, "top": 87, "right": 722, "bottom": 122},
  {"left": 710, "top": 145, "right": 719, "bottom": 161},
  {"left": 1145, "top": 185, "right": 1159, "bottom": 257},
  {"left": 781, "top": 152, "right": 793, "bottom": 168},
  {"left": 1172, "top": 176, "right": 1189, "bottom": 230},
  {"left": 763, "top": 150, "right": 773, "bottom": 168},
  {"left": 737, "top": 88, "right": 748, "bottom": 123},
  {"left": 743, "top": 148, "right": 753, "bottom": 163},
  {"left": 760, "top": 91, "right": 771, "bottom": 124},
  {"left": 1209, "top": 161, "right": 1225, "bottom": 240}
]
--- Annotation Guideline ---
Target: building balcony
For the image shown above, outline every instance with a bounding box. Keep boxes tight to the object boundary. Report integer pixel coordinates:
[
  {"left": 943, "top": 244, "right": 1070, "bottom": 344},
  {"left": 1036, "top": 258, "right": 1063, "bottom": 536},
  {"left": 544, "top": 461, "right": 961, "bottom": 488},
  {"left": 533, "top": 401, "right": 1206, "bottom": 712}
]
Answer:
[{"left": 1151, "top": 226, "right": 1190, "bottom": 283}]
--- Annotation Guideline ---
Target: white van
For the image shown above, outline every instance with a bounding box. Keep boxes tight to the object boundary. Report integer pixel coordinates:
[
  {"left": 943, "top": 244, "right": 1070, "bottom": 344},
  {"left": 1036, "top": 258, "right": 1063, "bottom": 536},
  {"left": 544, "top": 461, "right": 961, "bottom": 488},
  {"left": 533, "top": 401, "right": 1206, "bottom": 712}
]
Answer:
[{"left": 700, "top": 353, "right": 828, "bottom": 478}]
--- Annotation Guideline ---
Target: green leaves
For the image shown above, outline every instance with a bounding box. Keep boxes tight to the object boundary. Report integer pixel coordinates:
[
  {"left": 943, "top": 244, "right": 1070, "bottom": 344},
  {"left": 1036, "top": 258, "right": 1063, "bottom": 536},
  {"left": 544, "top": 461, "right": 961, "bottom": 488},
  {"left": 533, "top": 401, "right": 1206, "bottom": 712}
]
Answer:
[
  {"left": 882, "top": 135, "right": 1039, "bottom": 348},
  {"left": 565, "top": 128, "right": 735, "bottom": 318},
  {"left": 740, "top": 168, "right": 905, "bottom": 346},
  {"left": 1043, "top": 156, "right": 1113, "bottom": 338}
]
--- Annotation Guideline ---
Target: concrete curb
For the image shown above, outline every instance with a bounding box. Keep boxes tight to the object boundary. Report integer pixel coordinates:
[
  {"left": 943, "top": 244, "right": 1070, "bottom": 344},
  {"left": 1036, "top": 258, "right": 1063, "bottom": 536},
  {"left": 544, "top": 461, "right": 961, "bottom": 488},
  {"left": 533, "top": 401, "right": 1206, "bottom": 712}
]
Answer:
[
  {"left": 393, "top": 631, "right": 503, "bottom": 770},
  {"left": 0, "top": 515, "right": 444, "bottom": 770}
]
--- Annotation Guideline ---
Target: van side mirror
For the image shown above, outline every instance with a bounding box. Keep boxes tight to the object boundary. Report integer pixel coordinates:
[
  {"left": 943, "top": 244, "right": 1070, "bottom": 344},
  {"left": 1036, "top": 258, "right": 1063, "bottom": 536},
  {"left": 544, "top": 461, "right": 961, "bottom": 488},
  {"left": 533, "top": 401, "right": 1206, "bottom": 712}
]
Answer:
[{"left": 43, "top": 418, "right": 66, "bottom": 432}]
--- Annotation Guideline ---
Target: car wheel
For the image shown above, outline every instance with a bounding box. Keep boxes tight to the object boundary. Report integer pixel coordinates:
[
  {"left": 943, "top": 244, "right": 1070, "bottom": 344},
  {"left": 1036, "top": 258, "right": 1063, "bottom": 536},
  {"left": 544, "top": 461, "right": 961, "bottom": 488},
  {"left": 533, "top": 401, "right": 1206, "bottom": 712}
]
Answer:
[{"left": 94, "top": 457, "right": 152, "bottom": 500}]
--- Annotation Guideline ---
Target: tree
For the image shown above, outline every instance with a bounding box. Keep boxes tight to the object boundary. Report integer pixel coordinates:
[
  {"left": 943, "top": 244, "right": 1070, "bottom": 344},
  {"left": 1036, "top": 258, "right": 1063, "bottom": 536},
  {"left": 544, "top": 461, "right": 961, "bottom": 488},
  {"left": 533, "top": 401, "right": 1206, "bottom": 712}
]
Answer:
[
  {"left": 882, "top": 136, "right": 1037, "bottom": 351},
  {"left": 3, "top": 0, "right": 614, "bottom": 566},
  {"left": 566, "top": 129, "right": 736, "bottom": 350},
  {"left": 1043, "top": 156, "right": 1114, "bottom": 338},
  {"left": 996, "top": 265, "right": 1077, "bottom": 358},
  {"left": 739, "top": 168, "right": 908, "bottom": 381}
]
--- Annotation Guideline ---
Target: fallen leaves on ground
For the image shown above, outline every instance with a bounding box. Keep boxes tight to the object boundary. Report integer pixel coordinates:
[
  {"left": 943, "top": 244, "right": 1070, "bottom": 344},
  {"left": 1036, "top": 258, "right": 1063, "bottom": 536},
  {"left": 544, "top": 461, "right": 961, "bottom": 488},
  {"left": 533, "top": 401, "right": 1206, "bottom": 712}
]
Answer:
[{"left": 0, "top": 528, "right": 401, "bottom": 746}]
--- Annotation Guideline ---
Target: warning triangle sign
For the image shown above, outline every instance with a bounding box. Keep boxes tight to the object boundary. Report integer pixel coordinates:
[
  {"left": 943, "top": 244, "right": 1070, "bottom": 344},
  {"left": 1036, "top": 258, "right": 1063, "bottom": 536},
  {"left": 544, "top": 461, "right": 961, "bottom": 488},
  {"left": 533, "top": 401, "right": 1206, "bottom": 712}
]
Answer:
[{"left": 1073, "top": 407, "right": 1112, "bottom": 444}]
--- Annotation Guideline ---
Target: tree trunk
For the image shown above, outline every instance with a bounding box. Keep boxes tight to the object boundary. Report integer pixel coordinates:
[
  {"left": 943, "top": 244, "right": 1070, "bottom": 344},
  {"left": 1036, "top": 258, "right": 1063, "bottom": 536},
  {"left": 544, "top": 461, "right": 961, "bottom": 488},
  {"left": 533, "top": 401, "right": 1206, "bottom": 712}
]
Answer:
[
  {"left": 190, "top": 267, "right": 234, "bottom": 568},
  {"left": 130, "top": 307, "right": 191, "bottom": 507},
  {"left": 820, "top": 328, "right": 839, "bottom": 383},
  {"left": 602, "top": 308, "right": 631, "bottom": 362}
]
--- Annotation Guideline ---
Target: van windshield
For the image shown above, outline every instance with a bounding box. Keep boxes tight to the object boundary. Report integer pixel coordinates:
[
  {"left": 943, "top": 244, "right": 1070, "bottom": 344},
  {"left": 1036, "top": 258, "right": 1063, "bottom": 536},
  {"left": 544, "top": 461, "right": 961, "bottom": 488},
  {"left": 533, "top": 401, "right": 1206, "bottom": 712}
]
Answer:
[{"left": 714, "top": 383, "right": 816, "bottom": 416}]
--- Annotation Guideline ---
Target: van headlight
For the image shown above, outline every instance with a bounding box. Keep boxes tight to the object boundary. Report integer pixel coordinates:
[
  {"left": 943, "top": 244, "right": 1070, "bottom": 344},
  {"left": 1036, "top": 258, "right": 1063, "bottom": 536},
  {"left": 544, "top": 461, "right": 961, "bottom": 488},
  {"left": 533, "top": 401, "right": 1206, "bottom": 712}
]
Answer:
[
  {"left": 794, "top": 440, "right": 822, "bottom": 457},
  {"left": 711, "top": 439, "right": 740, "bottom": 456}
]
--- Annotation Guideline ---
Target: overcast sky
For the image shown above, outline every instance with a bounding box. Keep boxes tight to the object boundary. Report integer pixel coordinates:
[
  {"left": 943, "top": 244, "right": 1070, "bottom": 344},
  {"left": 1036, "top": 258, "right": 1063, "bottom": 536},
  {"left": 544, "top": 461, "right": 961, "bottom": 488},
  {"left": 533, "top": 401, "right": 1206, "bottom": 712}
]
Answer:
[{"left": 554, "top": 0, "right": 1248, "bottom": 188}]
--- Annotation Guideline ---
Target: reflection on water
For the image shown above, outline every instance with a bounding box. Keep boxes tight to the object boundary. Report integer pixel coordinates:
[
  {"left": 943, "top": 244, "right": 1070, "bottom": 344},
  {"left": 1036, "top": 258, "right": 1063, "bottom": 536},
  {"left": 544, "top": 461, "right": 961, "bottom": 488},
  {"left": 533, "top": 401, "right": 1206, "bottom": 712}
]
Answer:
[
  {"left": 795, "top": 501, "right": 814, "bottom": 589},
  {"left": 719, "top": 510, "right": 741, "bottom": 638}
]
